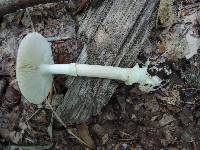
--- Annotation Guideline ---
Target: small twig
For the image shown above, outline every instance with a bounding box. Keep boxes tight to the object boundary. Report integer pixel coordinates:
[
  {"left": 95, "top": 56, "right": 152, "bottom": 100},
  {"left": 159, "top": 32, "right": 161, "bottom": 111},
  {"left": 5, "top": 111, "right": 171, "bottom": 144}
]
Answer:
[
  {"left": 25, "top": 109, "right": 41, "bottom": 123},
  {"left": 178, "top": 1, "right": 183, "bottom": 18},
  {"left": 158, "top": 120, "right": 176, "bottom": 129},
  {"left": 9, "top": 79, "right": 17, "bottom": 86},
  {"left": 25, "top": 8, "right": 35, "bottom": 32},
  {"left": 119, "top": 138, "right": 135, "bottom": 142},
  {"left": 46, "top": 99, "right": 95, "bottom": 149},
  {"left": 73, "top": 0, "right": 91, "bottom": 15},
  {"left": 8, "top": 144, "right": 53, "bottom": 150},
  {"left": 46, "top": 100, "right": 66, "bottom": 128},
  {"left": 119, "top": 131, "right": 131, "bottom": 137},
  {"left": 46, "top": 36, "right": 72, "bottom": 42}
]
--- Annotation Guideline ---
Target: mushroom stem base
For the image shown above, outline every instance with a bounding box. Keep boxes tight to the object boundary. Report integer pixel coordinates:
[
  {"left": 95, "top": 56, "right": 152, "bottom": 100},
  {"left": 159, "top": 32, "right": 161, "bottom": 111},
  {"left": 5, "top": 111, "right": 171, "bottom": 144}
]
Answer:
[{"left": 39, "top": 63, "right": 161, "bottom": 88}]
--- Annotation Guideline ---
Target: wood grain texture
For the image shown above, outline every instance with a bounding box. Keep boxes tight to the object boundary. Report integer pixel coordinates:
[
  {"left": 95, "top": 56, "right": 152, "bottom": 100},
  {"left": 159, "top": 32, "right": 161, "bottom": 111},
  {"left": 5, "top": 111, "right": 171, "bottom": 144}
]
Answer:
[{"left": 56, "top": 0, "right": 160, "bottom": 124}]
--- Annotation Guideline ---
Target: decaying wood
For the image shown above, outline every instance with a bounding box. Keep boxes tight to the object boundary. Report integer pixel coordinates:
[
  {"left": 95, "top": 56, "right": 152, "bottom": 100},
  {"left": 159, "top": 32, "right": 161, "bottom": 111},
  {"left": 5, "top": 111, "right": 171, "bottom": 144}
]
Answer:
[
  {"left": 0, "top": 0, "right": 69, "bottom": 17},
  {"left": 56, "top": 0, "right": 160, "bottom": 124}
]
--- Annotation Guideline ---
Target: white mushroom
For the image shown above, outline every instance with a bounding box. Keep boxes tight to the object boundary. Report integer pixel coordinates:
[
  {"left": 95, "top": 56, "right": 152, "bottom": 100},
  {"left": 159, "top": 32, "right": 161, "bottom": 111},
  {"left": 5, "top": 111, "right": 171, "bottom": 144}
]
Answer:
[{"left": 16, "top": 32, "right": 161, "bottom": 104}]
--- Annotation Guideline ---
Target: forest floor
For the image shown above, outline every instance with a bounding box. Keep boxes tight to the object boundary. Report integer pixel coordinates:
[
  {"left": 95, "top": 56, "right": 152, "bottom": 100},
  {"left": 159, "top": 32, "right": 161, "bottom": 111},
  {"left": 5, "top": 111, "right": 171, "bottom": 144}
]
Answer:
[{"left": 0, "top": 0, "right": 200, "bottom": 150}]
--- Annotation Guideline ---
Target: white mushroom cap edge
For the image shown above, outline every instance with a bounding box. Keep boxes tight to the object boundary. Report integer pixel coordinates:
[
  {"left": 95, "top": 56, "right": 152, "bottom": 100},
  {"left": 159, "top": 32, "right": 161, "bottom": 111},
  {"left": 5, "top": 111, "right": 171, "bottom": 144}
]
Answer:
[{"left": 16, "top": 32, "right": 54, "bottom": 104}]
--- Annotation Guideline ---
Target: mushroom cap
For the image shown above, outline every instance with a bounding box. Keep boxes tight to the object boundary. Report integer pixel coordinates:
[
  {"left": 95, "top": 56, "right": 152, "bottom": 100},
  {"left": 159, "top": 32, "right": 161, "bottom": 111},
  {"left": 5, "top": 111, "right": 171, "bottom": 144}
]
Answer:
[{"left": 16, "top": 32, "right": 54, "bottom": 104}]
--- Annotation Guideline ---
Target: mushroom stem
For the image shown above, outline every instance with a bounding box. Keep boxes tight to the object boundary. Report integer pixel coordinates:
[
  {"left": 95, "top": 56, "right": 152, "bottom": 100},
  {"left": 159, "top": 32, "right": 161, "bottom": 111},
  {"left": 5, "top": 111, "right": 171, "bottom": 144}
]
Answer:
[
  {"left": 76, "top": 64, "right": 130, "bottom": 82},
  {"left": 40, "top": 64, "right": 77, "bottom": 76},
  {"left": 40, "top": 63, "right": 146, "bottom": 85}
]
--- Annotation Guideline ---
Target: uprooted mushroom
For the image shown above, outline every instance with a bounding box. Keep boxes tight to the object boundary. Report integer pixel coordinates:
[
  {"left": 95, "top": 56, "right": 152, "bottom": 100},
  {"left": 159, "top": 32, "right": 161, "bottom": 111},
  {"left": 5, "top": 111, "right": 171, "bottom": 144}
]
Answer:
[{"left": 16, "top": 32, "right": 162, "bottom": 104}]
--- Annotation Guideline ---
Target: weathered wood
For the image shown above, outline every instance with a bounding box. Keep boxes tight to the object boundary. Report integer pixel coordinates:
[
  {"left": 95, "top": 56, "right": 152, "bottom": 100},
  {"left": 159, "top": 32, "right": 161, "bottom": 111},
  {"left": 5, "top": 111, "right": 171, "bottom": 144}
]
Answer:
[
  {"left": 0, "top": 0, "right": 69, "bottom": 17},
  {"left": 56, "top": 0, "right": 160, "bottom": 124}
]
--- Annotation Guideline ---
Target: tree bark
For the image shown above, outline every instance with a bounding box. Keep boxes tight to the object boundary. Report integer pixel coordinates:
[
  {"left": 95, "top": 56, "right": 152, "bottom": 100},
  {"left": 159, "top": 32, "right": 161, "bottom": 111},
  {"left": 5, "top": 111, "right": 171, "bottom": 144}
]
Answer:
[
  {"left": 56, "top": 0, "right": 160, "bottom": 124},
  {"left": 0, "top": 0, "right": 69, "bottom": 17}
]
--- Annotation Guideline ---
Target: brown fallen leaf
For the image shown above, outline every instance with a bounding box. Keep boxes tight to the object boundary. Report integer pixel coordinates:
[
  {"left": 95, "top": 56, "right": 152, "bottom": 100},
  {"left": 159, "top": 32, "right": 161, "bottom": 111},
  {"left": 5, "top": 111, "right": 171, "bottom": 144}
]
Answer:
[
  {"left": 130, "top": 145, "right": 137, "bottom": 150},
  {"left": 0, "top": 110, "right": 22, "bottom": 143},
  {"left": 180, "top": 8, "right": 189, "bottom": 17},
  {"left": 76, "top": 123, "right": 95, "bottom": 149},
  {"left": 4, "top": 86, "right": 21, "bottom": 109},
  {"left": 92, "top": 124, "right": 109, "bottom": 145},
  {"left": 9, "top": 131, "right": 23, "bottom": 144},
  {"left": 158, "top": 42, "right": 166, "bottom": 54},
  {"left": 0, "top": 79, "right": 7, "bottom": 99},
  {"left": 73, "top": 0, "right": 91, "bottom": 15},
  {"left": 53, "top": 76, "right": 67, "bottom": 94}
]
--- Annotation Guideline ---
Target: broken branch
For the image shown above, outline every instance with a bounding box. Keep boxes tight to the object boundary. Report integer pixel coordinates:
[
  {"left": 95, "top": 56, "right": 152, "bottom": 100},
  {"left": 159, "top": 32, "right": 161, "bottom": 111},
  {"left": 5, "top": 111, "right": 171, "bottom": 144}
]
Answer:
[{"left": 0, "top": 0, "right": 69, "bottom": 17}]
